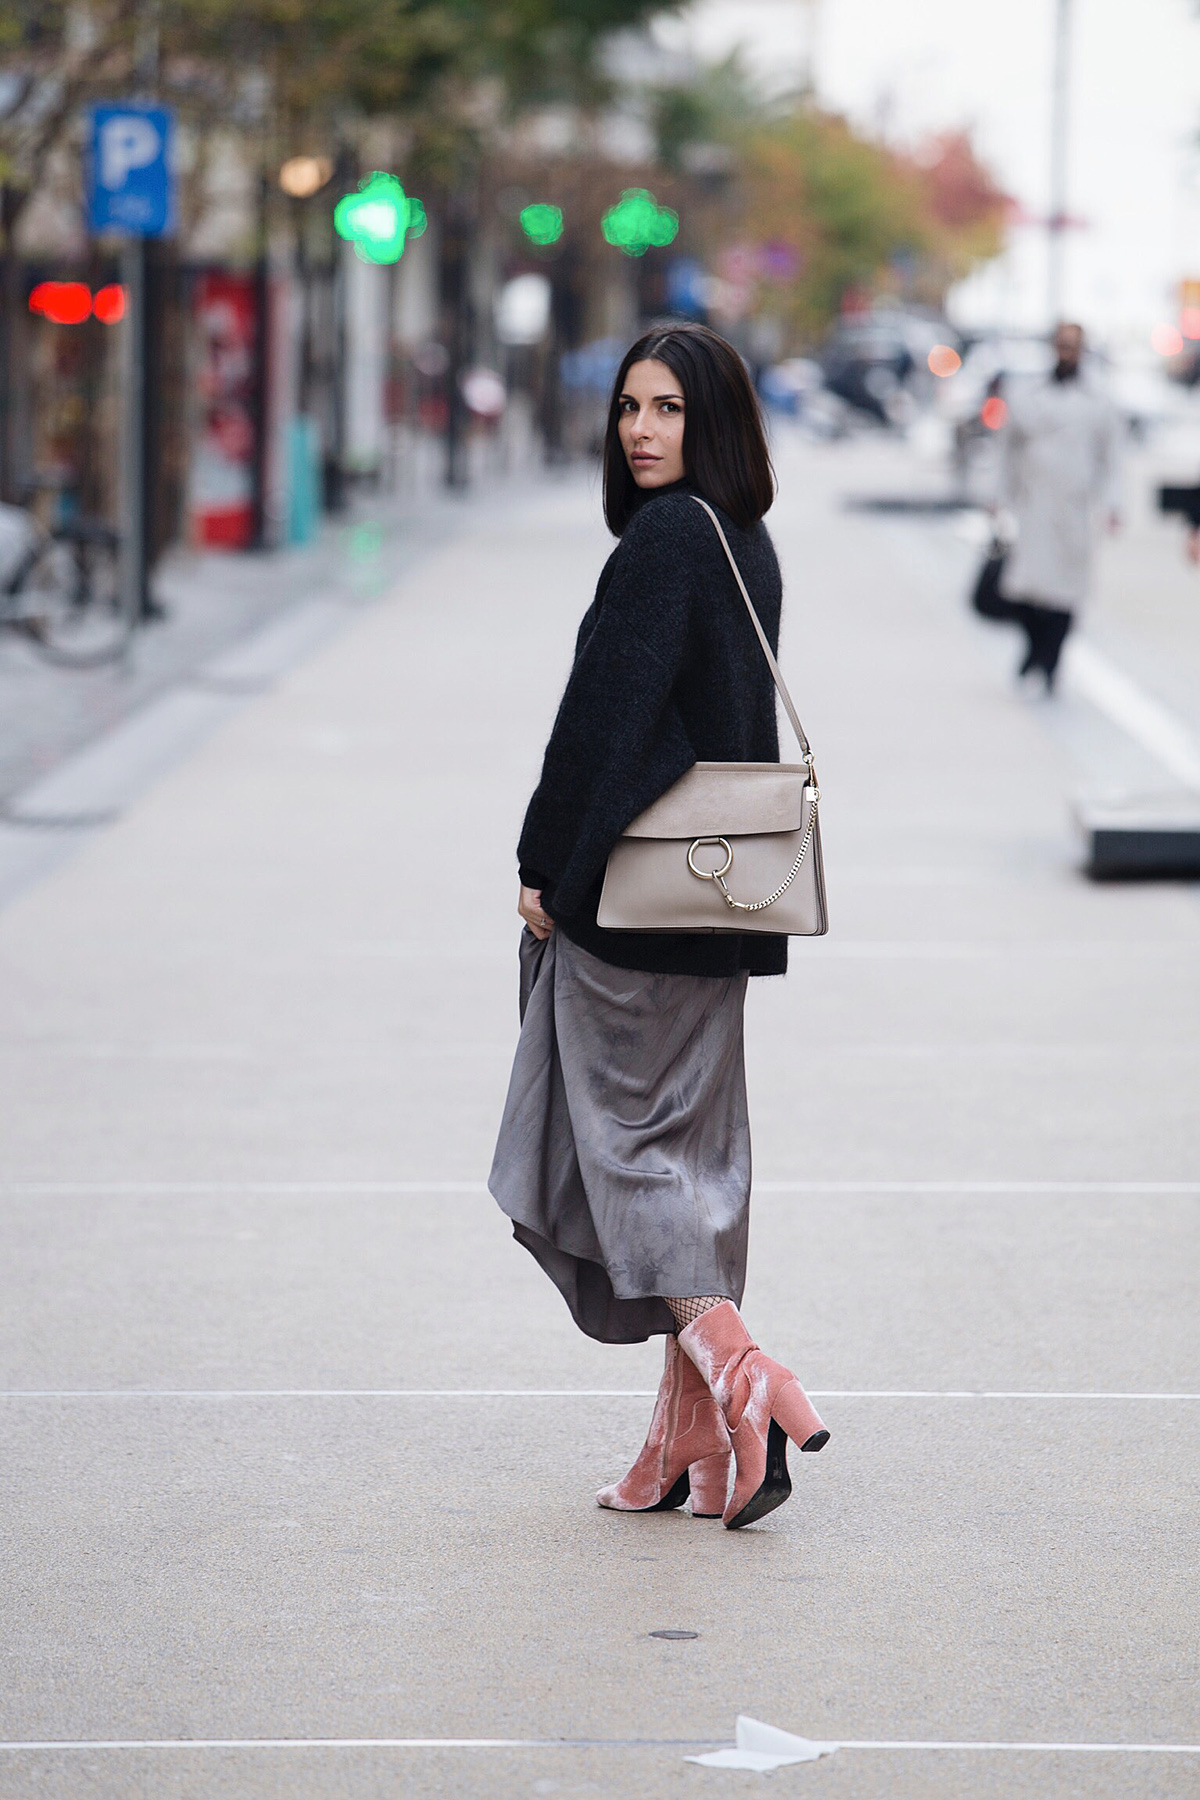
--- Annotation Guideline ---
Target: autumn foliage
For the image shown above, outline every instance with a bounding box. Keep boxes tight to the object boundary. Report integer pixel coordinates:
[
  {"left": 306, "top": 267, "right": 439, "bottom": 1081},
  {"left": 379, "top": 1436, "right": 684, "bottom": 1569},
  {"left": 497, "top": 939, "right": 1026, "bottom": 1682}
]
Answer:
[{"left": 724, "top": 112, "right": 1009, "bottom": 344}]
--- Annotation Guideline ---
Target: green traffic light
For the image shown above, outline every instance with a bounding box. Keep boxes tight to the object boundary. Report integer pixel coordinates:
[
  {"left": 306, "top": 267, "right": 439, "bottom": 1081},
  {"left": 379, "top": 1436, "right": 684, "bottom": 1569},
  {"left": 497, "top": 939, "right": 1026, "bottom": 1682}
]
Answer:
[
  {"left": 601, "top": 188, "right": 678, "bottom": 258},
  {"left": 519, "top": 203, "right": 564, "bottom": 246},
  {"left": 334, "top": 172, "right": 427, "bottom": 265}
]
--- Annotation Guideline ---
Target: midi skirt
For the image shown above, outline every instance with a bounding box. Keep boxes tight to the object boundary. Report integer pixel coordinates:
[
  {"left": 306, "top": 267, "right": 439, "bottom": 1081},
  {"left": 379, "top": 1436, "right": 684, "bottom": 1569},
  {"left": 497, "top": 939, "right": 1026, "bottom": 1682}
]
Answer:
[{"left": 488, "top": 927, "right": 751, "bottom": 1344}]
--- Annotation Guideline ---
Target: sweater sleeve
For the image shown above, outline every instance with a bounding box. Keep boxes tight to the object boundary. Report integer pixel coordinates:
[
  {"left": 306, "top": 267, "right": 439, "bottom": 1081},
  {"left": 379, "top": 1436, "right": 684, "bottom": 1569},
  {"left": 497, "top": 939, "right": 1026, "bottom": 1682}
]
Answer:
[{"left": 516, "top": 501, "right": 699, "bottom": 918}]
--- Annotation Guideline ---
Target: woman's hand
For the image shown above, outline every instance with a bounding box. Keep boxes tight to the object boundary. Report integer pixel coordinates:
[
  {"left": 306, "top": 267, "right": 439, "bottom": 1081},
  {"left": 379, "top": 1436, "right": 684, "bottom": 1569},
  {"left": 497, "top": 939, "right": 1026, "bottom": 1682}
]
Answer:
[{"left": 519, "top": 885, "right": 554, "bottom": 939}]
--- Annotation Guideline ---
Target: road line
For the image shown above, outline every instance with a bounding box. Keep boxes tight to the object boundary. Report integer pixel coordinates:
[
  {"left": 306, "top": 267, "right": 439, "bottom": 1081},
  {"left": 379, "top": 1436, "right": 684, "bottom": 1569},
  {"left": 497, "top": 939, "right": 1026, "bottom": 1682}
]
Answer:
[
  {"left": 1, "top": 1389, "right": 1194, "bottom": 1401},
  {"left": 0, "top": 1180, "right": 491, "bottom": 1195},
  {"left": 0, "top": 1737, "right": 1194, "bottom": 1755},
  {"left": 2, "top": 1179, "right": 1198, "bottom": 1197},
  {"left": 1068, "top": 639, "right": 1200, "bottom": 789},
  {"left": 0, "top": 1739, "right": 581, "bottom": 1752},
  {"left": 835, "top": 1740, "right": 1200, "bottom": 1755},
  {"left": 802, "top": 942, "right": 1197, "bottom": 958},
  {"left": 756, "top": 1180, "right": 1200, "bottom": 1194}
]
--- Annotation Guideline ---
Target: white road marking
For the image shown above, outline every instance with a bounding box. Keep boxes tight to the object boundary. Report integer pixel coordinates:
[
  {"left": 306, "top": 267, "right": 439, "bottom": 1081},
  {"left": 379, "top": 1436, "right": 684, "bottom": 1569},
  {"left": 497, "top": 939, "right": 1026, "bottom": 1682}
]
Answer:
[
  {"left": 8, "top": 1043, "right": 253, "bottom": 1061},
  {"left": 755, "top": 1180, "right": 1200, "bottom": 1194},
  {"left": 1, "top": 1179, "right": 1197, "bottom": 1197},
  {"left": 1067, "top": 638, "right": 1200, "bottom": 790},
  {"left": 0, "top": 1180, "right": 492, "bottom": 1195},
  {"left": 835, "top": 1741, "right": 1200, "bottom": 1755},
  {"left": 1, "top": 1389, "right": 1195, "bottom": 1401},
  {"left": 0, "top": 1737, "right": 1195, "bottom": 1755},
  {"left": 804, "top": 940, "right": 1196, "bottom": 959}
]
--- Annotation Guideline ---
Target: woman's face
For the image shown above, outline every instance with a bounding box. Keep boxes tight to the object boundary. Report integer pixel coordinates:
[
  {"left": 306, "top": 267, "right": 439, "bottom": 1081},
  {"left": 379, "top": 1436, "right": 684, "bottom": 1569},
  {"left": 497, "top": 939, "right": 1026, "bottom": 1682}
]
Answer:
[{"left": 618, "top": 359, "right": 686, "bottom": 489}]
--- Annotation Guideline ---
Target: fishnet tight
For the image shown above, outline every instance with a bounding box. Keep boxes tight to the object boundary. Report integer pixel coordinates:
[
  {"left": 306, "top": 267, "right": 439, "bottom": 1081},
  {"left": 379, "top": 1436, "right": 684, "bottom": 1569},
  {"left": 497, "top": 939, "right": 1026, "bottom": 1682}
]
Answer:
[{"left": 665, "top": 1295, "right": 728, "bottom": 1329}]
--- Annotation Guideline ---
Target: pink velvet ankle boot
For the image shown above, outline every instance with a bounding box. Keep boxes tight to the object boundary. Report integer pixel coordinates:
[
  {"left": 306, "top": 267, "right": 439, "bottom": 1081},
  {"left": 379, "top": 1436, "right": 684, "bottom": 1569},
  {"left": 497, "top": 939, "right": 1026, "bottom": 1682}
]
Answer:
[
  {"left": 596, "top": 1334, "right": 732, "bottom": 1516},
  {"left": 677, "top": 1301, "right": 829, "bottom": 1530}
]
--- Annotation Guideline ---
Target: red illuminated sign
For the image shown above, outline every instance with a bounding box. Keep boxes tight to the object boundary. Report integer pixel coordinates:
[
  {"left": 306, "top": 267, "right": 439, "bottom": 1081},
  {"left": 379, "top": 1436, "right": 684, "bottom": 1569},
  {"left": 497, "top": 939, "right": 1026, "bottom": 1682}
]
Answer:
[
  {"left": 92, "top": 283, "right": 126, "bottom": 324},
  {"left": 28, "top": 280, "right": 126, "bottom": 324},
  {"left": 29, "top": 281, "right": 92, "bottom": 324}
]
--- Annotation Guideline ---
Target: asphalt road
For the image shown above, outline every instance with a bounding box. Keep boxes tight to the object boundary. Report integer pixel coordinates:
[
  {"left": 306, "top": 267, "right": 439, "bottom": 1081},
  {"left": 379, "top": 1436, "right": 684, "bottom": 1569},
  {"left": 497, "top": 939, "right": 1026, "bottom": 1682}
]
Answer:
[{"left": 1, "top": 431, "right": 1197, "bottom": 1799}]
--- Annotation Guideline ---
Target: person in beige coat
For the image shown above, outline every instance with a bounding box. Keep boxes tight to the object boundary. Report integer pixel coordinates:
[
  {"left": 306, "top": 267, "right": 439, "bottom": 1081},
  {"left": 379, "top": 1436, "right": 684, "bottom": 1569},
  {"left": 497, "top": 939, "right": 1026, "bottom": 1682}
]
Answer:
[{"left": 995, "top": 322, "right": 1122, "bottom": 689}]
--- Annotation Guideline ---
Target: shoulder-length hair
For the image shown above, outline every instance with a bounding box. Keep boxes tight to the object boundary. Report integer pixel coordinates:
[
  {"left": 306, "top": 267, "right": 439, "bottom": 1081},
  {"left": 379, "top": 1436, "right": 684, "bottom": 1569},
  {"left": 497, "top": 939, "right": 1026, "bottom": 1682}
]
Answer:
[{"left": 602, "top": 321, "right": 775, "bottom": 535}]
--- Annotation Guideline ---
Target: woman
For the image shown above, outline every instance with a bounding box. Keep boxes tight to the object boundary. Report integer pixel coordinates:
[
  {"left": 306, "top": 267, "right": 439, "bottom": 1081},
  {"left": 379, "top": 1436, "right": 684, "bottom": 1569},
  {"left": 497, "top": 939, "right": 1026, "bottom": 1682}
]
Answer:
[{"left": 489, "top": 322, "right": 828, "bottom": 1531}]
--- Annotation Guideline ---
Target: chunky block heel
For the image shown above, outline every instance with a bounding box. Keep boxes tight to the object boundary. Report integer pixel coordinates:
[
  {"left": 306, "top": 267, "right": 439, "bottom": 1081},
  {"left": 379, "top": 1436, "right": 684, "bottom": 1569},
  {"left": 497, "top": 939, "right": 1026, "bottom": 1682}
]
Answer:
[
  {"left": 772, "top": 1377, "right": 828, "bottom": 1454},
  {"left": 677, "top": 1302, "right": 829, "bottom": 1530}
]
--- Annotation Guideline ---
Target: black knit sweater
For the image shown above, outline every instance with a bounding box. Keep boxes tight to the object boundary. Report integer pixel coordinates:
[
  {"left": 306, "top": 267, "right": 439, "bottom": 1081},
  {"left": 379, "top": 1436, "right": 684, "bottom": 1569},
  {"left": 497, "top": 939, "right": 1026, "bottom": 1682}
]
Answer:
[{"left": 517, "top": 485, "right": 789, "bottom": 978}]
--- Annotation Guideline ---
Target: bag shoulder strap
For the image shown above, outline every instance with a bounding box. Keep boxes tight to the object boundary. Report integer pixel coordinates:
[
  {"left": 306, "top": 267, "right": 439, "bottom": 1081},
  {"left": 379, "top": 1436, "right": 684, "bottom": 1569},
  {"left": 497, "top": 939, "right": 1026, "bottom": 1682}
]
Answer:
[{"left": 690, "top": 495, "right": 813, "bottom": 763}]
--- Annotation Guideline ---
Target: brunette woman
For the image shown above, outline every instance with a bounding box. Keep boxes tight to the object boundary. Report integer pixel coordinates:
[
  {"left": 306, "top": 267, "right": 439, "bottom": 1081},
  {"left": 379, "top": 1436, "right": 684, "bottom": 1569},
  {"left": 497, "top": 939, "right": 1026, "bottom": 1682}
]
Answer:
[{"left": 489, "top": 323, "right": 828, "bottom": 1530}]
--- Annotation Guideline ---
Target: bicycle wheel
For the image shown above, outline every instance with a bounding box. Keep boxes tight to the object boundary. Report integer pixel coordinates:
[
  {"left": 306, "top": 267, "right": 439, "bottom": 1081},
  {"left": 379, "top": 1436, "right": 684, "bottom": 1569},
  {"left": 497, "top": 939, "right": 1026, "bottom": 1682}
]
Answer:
[{"left": 21, "top": 535, "right": 133, "bottom": 667}]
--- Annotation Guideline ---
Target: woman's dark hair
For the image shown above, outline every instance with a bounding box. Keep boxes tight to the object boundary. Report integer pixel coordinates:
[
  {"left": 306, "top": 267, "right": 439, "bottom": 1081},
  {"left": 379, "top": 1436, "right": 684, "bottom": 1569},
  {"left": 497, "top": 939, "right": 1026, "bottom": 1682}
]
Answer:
[{"left": 602, "top": 321, "right": 775, "bottom": 534}]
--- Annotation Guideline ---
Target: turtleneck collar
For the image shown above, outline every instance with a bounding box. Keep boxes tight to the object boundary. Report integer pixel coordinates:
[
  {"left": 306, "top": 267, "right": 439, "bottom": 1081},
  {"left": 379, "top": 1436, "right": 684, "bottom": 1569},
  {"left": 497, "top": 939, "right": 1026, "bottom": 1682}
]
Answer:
[{"left": 629, "top": 475, "right": 696, "bottom": 516}]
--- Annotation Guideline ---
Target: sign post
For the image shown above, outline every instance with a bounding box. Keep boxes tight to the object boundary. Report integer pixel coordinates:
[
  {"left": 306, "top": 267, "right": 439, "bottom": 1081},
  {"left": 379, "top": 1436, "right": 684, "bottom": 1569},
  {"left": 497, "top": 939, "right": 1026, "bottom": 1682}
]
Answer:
[{"left": 86, "top": 104, "right": 174, "bottom": 627}]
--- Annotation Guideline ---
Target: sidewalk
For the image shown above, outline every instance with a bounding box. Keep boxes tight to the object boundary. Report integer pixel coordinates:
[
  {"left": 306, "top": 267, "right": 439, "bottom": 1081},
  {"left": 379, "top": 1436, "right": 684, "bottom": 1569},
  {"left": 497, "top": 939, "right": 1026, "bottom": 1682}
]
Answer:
[
  {"left": 0, "top": 458, "right": 468, "bottom": 808},
  {"left": 0, "top": 464, "right": 531, "bottom": 908},
  {"left": 0, "top": 433, "right": 1196, "bottom": 1799}
]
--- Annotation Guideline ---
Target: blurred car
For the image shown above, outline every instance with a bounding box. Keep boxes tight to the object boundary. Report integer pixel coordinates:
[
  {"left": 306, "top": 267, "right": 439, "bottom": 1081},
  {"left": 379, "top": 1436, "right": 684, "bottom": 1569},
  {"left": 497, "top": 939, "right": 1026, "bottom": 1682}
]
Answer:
[
  {"left": 819, "top": 323, "right": 916, "bottom": 424},
  {"left": 759, "top": 357, "right": 851, "bottom": 438}
]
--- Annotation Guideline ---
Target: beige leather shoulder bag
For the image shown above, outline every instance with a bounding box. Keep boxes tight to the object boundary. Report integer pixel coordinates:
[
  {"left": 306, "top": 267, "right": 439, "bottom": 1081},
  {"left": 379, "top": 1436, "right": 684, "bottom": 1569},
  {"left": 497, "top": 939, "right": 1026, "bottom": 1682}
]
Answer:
[{"left": 597, "top": 496, "right": 828, "bottom": 937}]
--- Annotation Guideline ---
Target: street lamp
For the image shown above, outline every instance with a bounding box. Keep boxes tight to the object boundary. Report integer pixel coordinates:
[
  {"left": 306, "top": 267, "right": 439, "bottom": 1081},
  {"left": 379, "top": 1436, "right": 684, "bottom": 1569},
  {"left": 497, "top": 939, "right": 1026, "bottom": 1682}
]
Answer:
[{"left": 279, "top": 156, "right": 333, "bottom": 199}]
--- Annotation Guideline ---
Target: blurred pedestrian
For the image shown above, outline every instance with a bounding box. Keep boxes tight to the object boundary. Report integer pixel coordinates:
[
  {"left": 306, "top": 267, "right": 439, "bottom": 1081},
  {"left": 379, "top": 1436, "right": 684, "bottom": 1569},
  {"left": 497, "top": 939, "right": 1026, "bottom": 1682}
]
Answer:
[
  {"left": 489, "top": 322, "right": 829, "bottom": 1532},
  {"left": 991, "top": 321, "right": 1121, "bottom": 690}
]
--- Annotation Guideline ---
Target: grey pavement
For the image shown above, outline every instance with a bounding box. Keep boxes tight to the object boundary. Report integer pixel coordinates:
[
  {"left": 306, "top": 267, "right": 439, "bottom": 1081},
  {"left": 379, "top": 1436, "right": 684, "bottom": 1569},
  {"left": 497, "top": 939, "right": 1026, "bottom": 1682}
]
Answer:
[
  {"left": 0, "top": 431, "right": 1197, "bottom": 1798},
  {"left": 0, "top": 465, "right": 535, "bottom": 908},
  {"left": 0, "top": 462, "right": 462, "bottom": 810}
]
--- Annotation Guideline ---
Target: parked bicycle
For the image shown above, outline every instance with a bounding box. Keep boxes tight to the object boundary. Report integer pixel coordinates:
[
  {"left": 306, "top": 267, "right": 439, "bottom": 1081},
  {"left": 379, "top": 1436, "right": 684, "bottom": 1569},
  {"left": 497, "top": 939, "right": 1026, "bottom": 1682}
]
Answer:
[{"left": 0, "top": 500, "right": 130, "bottom": 667}]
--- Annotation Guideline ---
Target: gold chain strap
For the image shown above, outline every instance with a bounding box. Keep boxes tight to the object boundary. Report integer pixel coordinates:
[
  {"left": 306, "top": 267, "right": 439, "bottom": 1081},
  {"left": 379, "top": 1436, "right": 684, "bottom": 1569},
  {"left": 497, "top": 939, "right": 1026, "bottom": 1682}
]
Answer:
[{"left": 687, "top": 773, "right": 820, "bottom": 913}]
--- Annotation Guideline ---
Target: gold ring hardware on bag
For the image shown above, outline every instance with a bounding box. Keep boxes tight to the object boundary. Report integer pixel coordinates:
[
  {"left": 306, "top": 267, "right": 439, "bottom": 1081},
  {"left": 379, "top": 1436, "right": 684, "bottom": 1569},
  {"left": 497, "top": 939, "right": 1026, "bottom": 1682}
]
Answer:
[
  {"left": 687, "top": 836, "right": 733, "bottom": 880},
  {"left": 686, "top": 784, "right": 820, "bottom": 912}
]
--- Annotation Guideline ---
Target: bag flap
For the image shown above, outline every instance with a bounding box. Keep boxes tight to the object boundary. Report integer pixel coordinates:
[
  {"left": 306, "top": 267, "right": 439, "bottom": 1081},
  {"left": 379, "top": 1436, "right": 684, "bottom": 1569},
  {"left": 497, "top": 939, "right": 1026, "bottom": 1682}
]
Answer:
[{"left": 622, "top": 763, "right": 812, "bottom": 839}]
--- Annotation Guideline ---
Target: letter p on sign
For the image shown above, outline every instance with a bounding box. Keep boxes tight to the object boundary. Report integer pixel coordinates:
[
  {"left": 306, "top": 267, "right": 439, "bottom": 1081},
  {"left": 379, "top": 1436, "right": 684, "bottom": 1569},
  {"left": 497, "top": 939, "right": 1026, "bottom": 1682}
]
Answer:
[
  {"left": 100, "top": 114, "right": 161, "bottom": 190},
  {"left": 87, "top": 104, "right": 174, "bottom": 237}
]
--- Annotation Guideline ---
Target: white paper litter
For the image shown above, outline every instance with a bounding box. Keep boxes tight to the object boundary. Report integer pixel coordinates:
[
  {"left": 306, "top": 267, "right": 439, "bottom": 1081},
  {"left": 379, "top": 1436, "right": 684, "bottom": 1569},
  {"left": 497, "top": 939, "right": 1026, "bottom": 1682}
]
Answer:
[{"left": 687, "top": 1715, "right": 840, "bottom": 1771}]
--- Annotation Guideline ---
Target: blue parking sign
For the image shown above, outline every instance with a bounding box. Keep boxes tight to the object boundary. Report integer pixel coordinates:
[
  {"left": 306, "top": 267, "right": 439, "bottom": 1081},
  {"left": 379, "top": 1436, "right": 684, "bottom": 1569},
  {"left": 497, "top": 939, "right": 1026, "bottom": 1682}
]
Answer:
[{"left": 88, "top": 104, "right": 174, "bottom": 236}]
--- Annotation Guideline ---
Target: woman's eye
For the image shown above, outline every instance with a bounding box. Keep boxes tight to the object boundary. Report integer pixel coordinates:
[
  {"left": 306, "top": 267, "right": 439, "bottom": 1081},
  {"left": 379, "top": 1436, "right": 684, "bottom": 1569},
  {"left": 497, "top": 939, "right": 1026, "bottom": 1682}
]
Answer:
[
  {"left": 619, "top": 398, "right": 636, "bottom": 412},
  {"left": 660, "top": 401, "right": 681, "bottom": 414}
]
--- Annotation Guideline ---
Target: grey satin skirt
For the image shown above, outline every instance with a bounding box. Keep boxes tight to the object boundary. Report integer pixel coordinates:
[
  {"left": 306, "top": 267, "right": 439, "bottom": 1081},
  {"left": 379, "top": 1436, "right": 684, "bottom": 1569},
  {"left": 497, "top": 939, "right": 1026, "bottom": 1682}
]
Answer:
[{"left": 488, "top": 927, "right": 751, "bottom": 1344}]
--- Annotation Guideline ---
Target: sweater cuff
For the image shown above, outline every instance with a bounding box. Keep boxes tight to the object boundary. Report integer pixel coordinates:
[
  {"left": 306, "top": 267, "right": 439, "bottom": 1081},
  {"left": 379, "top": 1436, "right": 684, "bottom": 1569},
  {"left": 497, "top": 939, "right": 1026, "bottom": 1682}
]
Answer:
[{"left": 518, "top": 864, "right": 550, "bottom": 892}]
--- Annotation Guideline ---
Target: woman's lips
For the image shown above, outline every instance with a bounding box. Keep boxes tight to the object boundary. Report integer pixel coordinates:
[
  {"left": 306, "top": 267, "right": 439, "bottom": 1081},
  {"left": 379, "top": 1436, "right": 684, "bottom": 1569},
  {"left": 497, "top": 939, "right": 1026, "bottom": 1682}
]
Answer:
[{"left": 631, "top": 453, "right": 659, "bottom": 464}]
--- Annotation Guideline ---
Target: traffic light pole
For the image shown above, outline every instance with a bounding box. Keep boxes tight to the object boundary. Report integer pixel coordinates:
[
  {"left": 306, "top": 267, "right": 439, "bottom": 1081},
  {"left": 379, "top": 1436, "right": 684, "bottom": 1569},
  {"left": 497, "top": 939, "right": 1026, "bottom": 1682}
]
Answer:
[
  {"left": 250, "top": 170, "right": 270, "bottom": 546},
  {"left": 1047, "top": 0, "right": 1072, "bottom": 325},
  {"left": 118, "top": 236, "right": 147, "bottom": 634},
  {"left": 326, "top": 147, "right": 354, "bottom": 514},
  {"left": 440, "top": 185, "right": 474, "bottom": 491},
  {"left": 0, "top": 184, "right": 19, "bottom": 504}
]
